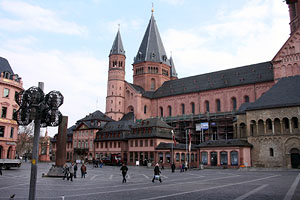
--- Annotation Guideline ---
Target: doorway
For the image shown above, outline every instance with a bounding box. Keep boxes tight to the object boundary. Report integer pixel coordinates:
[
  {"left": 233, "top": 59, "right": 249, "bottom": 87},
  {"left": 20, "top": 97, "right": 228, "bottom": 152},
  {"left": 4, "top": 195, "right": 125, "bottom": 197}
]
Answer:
[
  {"left": 210, "top": 152, "right": 218, "bottom": 166},
  {"left": 0, "top": 146, "right": 2, "bottom": 159},
  {"left": 291, "top": 148, "right": 300, "bottom": 169}
]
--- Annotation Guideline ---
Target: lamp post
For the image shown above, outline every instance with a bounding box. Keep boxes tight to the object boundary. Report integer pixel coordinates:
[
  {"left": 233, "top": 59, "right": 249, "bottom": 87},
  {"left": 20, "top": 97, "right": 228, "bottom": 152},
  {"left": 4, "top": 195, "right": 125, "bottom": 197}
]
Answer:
[{"left": 14, "top": 82, "right": 63, "bottom": 200}]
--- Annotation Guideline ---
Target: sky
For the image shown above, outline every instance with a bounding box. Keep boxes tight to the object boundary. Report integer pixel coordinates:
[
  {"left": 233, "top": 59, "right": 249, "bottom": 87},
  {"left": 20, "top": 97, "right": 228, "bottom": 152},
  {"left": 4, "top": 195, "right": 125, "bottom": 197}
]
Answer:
[{"left": 0, "top": 0, "right": 290, "bottom": 137}]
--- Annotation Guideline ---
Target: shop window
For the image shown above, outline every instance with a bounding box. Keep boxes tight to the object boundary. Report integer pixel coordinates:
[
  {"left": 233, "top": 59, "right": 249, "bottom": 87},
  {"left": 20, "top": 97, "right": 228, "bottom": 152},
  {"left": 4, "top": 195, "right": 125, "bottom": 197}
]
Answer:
[
  {"left": 176, "top": 153, "right": 180, "bottom": 162},
  {"left": 159, "top": 152, "right": 163, "bottom": 163},
  {"left": 201, "top": 152, "right": 208, "bottom": 165},
  {"left": 230, "top": 151, "right": 238, "bottom": 166},
  {"left": 181, "top": 153, "right": 185, "bottom": 162},
  {"left": 220, "top": 151, "right": 228, "bottom": 165},
  {"left": 166, "top": 153, "right": 171, "bottom": 163}
]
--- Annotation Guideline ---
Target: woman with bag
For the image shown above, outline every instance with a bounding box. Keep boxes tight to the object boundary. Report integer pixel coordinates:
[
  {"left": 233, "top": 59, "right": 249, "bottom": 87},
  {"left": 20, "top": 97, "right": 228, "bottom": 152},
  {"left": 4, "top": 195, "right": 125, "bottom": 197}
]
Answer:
[{"left": 152, "top": 163, "right": 162, "bottom": 183}]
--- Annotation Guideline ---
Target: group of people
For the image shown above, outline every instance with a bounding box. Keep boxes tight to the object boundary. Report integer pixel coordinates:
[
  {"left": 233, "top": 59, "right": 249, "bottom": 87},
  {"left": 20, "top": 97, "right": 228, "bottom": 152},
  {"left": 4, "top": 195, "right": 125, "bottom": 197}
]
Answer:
[{"left": 62, "top": 162, "right": 87, "bottom": 181}]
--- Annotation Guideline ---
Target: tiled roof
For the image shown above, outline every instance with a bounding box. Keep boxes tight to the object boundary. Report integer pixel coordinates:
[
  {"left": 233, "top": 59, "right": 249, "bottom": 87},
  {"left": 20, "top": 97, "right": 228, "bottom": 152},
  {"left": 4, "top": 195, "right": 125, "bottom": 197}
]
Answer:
[
  {"left": 169, "top": 56, "right": 178, "bottom": 78},
  {"left": 100, "top": 112, "right": 134, "bottom": 132},
  {"left": 132, "top": 118, "right": 172, "bottom": 129},
  {"left": 0, "top": 57, "right": 14, "bottom": 74},
  {"left": 133, "top": 14, "right": 170, "bottom": 66},
  {"left": 109, "top": 30, "right": 125, "bottom": 56},
  {"left": 197, "top": 139, "right": 252, "bottom": 148},
  {"left": 245, "top": 75, "right": 300, "bottom": 111},
  {"left": 152, "top": 61, "right": 274, "bottom": 98}
]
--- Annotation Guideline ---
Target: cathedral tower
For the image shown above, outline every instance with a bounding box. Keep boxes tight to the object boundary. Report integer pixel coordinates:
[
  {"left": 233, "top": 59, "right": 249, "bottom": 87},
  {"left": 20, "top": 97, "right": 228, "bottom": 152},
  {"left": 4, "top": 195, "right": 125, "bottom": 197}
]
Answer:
[
  {"left": 106, "top": 29, "right": 126, "bottom": 121},
  {"left": 286, "top": 0, "right": 300, "bottom": 34},
  {"left": 132, "top": 11, "right": 175, "bottom": 91}
]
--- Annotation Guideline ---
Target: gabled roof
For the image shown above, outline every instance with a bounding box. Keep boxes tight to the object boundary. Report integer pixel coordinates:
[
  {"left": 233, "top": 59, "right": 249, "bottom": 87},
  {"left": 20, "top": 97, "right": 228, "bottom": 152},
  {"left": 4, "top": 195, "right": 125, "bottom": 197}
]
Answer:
[
  {"left": 132, "top": 118, "right": 172, "bottom": 129},
  {"left": 109, "top": 30, "right": 125, "bottom": 56},
  {"left": 78, "top": 110, "right": 113, "bottom": 123},
  {"left": 99, "top": 112, "right": 135, "bottom": 133},
  {"left": 152, "top": 61, "right": 274, "bottom": 98},
  {"left": 0, "top": 57, "right": 14, "bottom": 74},
  {"left": 246, "top": 75, "right": 300, "bottom": 111},
  {"left": 133, "top": 14, "right": 170, "bottom": 66}
]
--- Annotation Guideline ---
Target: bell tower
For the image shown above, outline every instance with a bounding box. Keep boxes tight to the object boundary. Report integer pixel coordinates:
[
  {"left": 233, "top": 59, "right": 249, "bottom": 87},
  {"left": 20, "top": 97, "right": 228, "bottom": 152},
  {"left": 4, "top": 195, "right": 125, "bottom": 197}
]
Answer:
[
  {"left": 105, "top": 28, "right": 126, "bottom": 121},
  {"left": 286, "top": 0, "right": 300, "bottom": 34}
]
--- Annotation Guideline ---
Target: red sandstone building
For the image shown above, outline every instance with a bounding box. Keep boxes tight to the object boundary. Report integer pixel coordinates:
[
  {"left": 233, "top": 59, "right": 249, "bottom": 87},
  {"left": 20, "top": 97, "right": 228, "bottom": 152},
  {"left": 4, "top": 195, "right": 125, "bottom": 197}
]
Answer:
[
  {"left": 51, "top": 2, "right": 300, "bottom": 168},
  {"left": 0, "top": 57, "right": 23, "bottom": 159}
]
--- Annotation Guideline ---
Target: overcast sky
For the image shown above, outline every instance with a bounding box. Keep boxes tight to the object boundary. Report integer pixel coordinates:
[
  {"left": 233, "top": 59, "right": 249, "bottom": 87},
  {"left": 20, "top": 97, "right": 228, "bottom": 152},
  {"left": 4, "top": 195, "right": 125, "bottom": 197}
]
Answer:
[{"left": 0, "top": 0, "right": 290, "bottom": 137}]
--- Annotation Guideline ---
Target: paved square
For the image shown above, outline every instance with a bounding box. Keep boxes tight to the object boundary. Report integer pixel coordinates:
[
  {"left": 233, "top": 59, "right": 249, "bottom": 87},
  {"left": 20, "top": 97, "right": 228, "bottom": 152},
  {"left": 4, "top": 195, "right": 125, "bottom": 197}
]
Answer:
[{"left": 0, "top": 162, "right": 300, "bottom": 200}]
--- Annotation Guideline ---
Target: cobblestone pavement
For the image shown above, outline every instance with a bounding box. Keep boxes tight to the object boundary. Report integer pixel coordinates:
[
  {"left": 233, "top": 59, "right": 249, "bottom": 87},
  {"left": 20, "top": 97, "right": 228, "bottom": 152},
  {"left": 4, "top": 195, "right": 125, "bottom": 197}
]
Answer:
[{"left": 0, "top": 162, "right": 300, "bottom": 200}]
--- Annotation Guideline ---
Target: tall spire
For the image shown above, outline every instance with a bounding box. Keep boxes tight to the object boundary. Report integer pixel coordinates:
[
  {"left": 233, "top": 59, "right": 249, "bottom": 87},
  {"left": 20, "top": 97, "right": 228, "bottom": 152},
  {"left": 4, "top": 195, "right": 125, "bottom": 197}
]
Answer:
[
  {"left": 109, "top": 28, "right": 125, "bottom": 56},
  {"left": 170, "top": 55, "right": 178, "bottom": 78},
  {"left": 133, "top": 14, "right": 170, "bottom": 66}
]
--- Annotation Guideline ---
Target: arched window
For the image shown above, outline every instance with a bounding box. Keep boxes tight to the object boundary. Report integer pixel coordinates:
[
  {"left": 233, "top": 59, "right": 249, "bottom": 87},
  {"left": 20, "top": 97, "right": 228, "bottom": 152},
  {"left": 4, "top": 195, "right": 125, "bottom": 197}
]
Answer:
[
  {"left": 158, "top": 152, "right": 163, "bottom": 163},
  {"left": 216, "top": 99, "right": 221, "bottom": 112},
  {"left": 181, "top": 153, "right": 185, "bottom": 162},
  {"left": 181, "top": 104, "right": 185, "bottom": 115},
  {"left": 283, "top": 118, "right": 289, "bottom": 129},
  {"left": 168, "top": 106, "right": 172, "bottom": 116},
  {"left": 176, "top": 153, "right": 180, "bottom": 162},
  {"left": 292, "top": 117, "right": 298, "bottom": 129},
  {"left": 231, "top": 97, "right": 237, "bottom": 111},
  {"left": 144, "top": 105, "right": 147, "bottom": 114},
  {"left": 205, "top": 101, "right": 210, "bottom": 112},
  {"left": 191, "top": 102, "right": 195, "bottom": 114},
  {"left": 220, "top": 151, "right": 228, "bottom": 165},
  {"left": 230, "top": 151, "right": 238, "bottom": 166},
  {"left": 150, "top": 78, "right": 156, "bottom": 91},
  {"left": 201, "top": 152, "right": 208, "bottom": 165},
  {"left": 244, "top": 95, "right": 249, "bottom": 103},
  {"left": 160, "top": 107, "right": 163, "bottom": 117}
]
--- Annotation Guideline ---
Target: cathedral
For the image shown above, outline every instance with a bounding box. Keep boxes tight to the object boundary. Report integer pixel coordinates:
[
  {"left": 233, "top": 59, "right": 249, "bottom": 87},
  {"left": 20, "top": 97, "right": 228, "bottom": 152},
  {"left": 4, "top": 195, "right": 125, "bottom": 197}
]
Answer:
[{"left": 51, "top": 1, "right": 300, "bottom": 168}]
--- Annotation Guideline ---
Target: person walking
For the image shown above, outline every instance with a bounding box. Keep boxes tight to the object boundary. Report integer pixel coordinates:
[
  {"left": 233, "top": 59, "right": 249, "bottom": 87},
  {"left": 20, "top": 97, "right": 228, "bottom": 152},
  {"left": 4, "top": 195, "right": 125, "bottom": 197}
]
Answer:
[
  {"left": 81, "top": 163, "right": 87, "bottom": 178},
  {"left": 68, "top": 163, "right": 74, "bottom": 181},
  {"left": 62, "top": 163, "right": 69, "bottom": 180},
  {"left": 0, "top": 165, "right": 2, "bottom": 176},
  {"left": 120, "top": 163, "right": 128, "bottom": 183},
  {"left": 152, "top": 163, "right": 162, "bottom": 183},
  {"left": 171, "top": 163, "right": 176, "bottom": 173},
  {"left": 73, "top": 163, "right": 78, "bottom": 178}
]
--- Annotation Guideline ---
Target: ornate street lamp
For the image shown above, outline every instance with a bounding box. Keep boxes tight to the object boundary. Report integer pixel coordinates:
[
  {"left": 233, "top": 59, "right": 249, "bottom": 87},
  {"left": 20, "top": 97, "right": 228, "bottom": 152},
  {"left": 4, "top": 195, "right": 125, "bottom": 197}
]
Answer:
[{"left": 14, "top": 82, "right": 63, "bottom": 200}]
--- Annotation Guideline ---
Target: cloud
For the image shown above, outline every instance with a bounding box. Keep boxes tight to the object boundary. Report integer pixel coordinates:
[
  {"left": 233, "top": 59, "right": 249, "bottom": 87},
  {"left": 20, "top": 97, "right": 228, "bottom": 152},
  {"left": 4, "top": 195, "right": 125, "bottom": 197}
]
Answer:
[
  {"left": 0, "top": 0, "right": 88, "bottom": 36},
  {"left": 162, "top": 0, "right": 290, "bottom": 78},
  {"left": 0, "top": 40, "right": 108, "bottom": 136},
  {"left": 101, "top": 18, "right": 144, "bottom": 34}
]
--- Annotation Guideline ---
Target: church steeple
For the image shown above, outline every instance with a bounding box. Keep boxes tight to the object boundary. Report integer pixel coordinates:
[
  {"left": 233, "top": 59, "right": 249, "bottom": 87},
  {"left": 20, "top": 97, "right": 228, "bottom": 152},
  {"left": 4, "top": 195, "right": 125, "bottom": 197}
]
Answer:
[
  {"left": 170, "top": 56, "right": 178, "bottom": 80},
  {"left": 133, "top": 14, "right": 170, "bottom": 66},
  {"left": 109, "top": 28, "right": 125, "bottom": 56}
]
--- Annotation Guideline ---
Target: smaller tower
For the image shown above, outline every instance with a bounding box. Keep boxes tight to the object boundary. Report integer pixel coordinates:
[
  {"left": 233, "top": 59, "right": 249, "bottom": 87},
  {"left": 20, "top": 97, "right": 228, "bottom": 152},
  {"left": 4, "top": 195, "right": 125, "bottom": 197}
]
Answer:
[
  {"left": 286, "top": 0, "right": 300, "bottom": 34},
  {"left": 169, "top": 55, "right": 178, "bottom": 80},
  {"left": 106, "top": 28, "right": 126, "bottom": 121}
]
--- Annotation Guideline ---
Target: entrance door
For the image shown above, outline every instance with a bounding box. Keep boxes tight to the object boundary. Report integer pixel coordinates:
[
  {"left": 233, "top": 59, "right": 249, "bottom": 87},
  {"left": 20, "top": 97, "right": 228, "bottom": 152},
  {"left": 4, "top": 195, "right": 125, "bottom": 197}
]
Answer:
[
  {"left": 7, "top": 146, "right": 12, "bottom": 159},
  {"left": 0, "top": 146, "right": 2, "bottom": 159},
  {"left": 291, "top": 148, "right": 300, "bottom": 169},
  {"left": 210, "top": 152, "right": 218, "bottom": 166}
]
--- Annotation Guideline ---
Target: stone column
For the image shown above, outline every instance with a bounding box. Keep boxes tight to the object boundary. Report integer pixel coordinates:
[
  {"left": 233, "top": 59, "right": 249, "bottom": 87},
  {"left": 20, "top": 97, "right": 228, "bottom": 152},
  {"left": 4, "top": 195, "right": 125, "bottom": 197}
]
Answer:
[
  {"left": 55, "top": 116, "right": 68, "bottom": 167},
  {"left": 289, "top": 119, "right": 292, "bottom": 134},
  {"left": 280, "top": 121, "right": 283, "bottom": 134},
  {"left": 272, "top": 121, "right": 275, "bottom": 135},
  {"left": 264, "top": 122, "right": 267, "bottom": 135}
]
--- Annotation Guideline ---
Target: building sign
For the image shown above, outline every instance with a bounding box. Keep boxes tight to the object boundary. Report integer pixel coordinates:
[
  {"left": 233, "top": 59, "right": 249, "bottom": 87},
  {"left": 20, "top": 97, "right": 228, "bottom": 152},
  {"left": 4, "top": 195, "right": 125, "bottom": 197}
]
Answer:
[
  {"left": 196, "top": 122, "right": 209, "bottom": 131},
  {"left": 6, "top": 142, "right": 16, "bottom": 145}
]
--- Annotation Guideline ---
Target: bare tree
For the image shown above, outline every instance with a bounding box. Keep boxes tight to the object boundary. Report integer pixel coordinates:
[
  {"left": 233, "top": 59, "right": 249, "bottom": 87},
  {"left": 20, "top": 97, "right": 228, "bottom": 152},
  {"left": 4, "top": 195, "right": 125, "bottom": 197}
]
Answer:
[{"left": 16, "top": 122, "right": 34, "bottom": 158}]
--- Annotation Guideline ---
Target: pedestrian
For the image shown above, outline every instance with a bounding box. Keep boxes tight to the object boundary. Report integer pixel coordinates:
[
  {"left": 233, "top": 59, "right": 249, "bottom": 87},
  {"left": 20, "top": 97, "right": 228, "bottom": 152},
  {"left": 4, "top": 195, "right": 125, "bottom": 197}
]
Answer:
[
  {"left": 0, "top": 165, "right": 2, "bottom": 176},
  {"left": 171, "top": 163, "right": 176, "bottom": 173},
  {"left": 81, "top": 163, "right": 87, "bottom": 178},
  {"left": 120, "top": 163, "right": 128, "bottom": 183},
  {"left": 62, "top": 163, "right": 69, "bottom": 180},
  {"left": 152, "top": 163, "right": 162, "bottom": 183},
  {"left": 68, "top": 163, "right": 74, "bottom": 181},
  {"left": 181, "top": 163, "right": 185, "bottom": 172},
  {"left": 74, "top": 163, "right": 78, "bottom": 178},
  {"left": 185, "top": 161, "right": 188, "bottom": 171},
  {"left": 100, "top": 159, "right": 103, "bottom": 168}
]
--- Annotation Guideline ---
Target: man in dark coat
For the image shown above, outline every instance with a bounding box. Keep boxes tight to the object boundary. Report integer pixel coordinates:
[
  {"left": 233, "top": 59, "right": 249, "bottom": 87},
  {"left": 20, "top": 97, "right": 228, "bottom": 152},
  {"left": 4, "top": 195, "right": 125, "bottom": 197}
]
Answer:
[
  {"left": 74, "top": 163, "right": 78, "bottom": 178},
  {"left": 120, "top": 163, "right": 128, "bottom": 183},
  {"left": 171, "top": 163, "right": 176, "bottom": 173},
  {"left": 81, "top": 163, "right": 87, "bottom": 178},
  {"left": 152, "top": 163, "right": 162, "bottom": 183}
]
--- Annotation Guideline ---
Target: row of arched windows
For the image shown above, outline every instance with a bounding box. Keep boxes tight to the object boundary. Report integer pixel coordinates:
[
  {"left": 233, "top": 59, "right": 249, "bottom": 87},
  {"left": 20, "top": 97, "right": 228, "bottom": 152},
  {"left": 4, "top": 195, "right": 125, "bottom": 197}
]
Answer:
[{"left": 111, "top": 60, "right": 123, "bottom": 68}]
